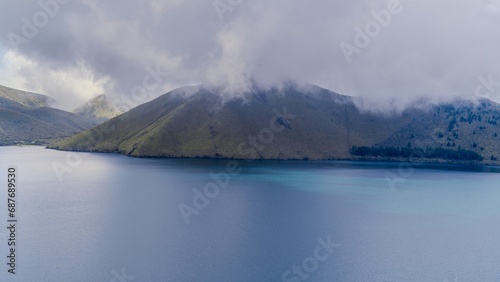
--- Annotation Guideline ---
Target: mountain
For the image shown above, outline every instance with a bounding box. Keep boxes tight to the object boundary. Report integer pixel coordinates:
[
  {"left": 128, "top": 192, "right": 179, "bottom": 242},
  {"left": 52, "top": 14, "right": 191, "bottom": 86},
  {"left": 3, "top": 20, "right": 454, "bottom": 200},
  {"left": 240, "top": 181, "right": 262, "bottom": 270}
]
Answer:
[
  {"left": 376, "top": 98, "right": 500, "bottom": 161},
  {"left": 0, "top": 86, "right": 100, "bottom": 145},
  {"left": 0, "top": 85, "right": 55, "bottom": 108},
  {"left": 50, "top": 84, "right": 500, "bottom": 164},
  {"left": 73, "top": 94, "right": 122, "bottom": 122},
  {"left": 50, "top": 84, "right": 415, "bottom": 159}
]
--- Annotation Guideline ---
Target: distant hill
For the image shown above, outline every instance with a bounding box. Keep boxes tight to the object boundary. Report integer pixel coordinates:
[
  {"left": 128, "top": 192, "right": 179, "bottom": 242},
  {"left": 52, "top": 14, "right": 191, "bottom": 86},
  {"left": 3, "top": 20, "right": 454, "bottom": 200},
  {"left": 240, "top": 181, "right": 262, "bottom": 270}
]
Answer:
[
  {"left": 73, "top": 94, "right": 122, "bottom": 122},
  {"left": 49, "top": 84, "right": 500, "bottom": 164},
  {"left": 376, "top": 98, "right": 500, "bottom": 162},
  {"left": 0, "top": 85, "right": 55, "bottom": 108},
  {"left": 0, "top": 85, "right": 100, "bottom": 145}
]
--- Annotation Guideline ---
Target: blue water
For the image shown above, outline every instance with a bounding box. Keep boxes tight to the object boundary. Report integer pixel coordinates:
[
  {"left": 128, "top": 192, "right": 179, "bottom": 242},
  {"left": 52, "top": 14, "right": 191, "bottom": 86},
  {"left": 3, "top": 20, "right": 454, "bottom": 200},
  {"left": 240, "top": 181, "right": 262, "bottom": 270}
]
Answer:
[{"left": 0, "top": 146, "right": 499, "bottom": 281}]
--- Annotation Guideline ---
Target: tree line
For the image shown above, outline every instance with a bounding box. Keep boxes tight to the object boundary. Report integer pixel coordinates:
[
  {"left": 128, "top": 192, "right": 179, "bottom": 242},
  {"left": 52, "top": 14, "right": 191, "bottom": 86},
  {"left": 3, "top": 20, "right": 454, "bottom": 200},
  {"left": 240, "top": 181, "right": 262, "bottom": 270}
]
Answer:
[{"left": 350, "top": 146, "right": 483, "bottom": 161}]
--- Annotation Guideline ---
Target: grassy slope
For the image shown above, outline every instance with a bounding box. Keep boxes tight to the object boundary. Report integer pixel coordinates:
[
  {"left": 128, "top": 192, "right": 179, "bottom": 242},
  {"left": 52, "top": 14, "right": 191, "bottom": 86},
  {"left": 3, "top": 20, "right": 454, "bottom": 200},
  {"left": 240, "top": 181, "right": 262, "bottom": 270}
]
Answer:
[
  {"left": 378, "top": 99, "right": 500, "bottom": 161},
  {"left": 73, "top": 94, "right": 122, "bottom": 121},
  {"left": 0, "top": 85, "right": 54, "bottom": 108},
  {"left": 0, "top": 92, "right": 99, "bottom": 145},
  {"left": 51, "top": 85, "right": 414, "bottom": 159}
]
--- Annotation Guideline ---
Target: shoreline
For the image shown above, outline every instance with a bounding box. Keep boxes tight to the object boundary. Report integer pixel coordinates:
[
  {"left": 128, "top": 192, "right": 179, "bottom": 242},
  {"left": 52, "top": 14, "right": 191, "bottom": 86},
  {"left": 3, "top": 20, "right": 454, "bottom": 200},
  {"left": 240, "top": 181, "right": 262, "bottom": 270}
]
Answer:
[
  {"left": 41, "top": 145, "right": 500, "bottom": 169},
  {"left": 2, "top": 145, "right": 500, "bottom": 172}
]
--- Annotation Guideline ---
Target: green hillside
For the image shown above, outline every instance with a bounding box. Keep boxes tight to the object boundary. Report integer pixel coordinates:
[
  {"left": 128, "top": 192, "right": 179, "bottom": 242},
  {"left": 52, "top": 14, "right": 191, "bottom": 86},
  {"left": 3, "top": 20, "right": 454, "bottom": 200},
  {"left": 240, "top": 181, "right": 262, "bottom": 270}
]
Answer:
[
  {"left": 51, "top": 84, "right": 414, "bottom": 159},
  {"left": 51, "top": 84, "right": 500, "bottom": 164},
  {"left": 0, "top": 86, "right": 100, "bottom": 146},
  {"left": 73, "top": 94, "right": 122, "bottom": 122},
  {"left": 0, "top": 85, "right": 54, "bottom": 108}
]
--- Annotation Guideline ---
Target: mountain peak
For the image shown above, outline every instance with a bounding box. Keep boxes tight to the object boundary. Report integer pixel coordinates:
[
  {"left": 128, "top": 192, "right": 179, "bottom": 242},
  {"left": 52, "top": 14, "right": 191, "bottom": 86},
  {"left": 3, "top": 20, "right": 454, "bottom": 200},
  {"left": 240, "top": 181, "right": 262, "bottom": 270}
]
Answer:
[{"left": 73, "top": 94, "right": 123, "bottom": 122}]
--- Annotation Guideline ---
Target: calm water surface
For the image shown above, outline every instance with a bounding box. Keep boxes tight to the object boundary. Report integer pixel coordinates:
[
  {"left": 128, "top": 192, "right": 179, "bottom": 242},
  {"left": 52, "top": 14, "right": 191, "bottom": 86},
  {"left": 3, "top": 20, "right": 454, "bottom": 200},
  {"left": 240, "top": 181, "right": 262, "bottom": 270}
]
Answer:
[{"left": 0, "top": 146, "right": 499, "bottom": 281}]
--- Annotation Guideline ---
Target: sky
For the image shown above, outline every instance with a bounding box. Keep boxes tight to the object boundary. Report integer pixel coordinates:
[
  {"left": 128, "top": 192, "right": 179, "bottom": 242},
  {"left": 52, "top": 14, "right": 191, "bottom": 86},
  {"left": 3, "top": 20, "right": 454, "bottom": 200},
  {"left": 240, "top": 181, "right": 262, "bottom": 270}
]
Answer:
[{"left": 0, "top": 0, "right": 499, "bottom": 112}]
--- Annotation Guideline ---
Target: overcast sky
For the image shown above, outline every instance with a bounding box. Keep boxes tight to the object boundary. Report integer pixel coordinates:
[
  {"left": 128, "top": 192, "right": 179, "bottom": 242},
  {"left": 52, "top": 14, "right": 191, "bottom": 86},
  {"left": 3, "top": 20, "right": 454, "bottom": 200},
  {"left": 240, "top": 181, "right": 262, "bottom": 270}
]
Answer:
[{"left": 0, "top": 0, "right": 499, "bottom": 111}]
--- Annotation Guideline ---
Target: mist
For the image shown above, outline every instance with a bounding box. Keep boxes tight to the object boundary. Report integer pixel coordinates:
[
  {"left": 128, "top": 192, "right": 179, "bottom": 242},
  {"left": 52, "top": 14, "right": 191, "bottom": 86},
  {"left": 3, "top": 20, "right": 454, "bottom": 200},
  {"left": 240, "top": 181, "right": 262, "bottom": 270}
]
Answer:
[{"left": 0, "top": 0, "right": 499, "bottom": 112}]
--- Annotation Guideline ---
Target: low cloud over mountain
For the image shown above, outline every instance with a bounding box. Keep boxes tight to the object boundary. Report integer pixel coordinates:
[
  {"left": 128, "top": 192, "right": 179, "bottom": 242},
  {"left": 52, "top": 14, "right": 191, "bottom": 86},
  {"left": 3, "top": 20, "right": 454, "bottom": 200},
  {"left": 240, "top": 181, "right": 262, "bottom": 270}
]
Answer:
[{"left": 0, "top": 0, "right": 499, "bottom": 111}]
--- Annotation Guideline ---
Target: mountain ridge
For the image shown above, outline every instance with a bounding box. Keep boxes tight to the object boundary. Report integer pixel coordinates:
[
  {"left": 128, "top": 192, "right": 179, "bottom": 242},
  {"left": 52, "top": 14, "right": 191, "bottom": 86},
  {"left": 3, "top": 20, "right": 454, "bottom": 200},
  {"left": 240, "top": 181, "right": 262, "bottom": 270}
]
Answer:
[
  {"left": 50, "top": 84, "right": 416, "bottom": 159},
  {"left": 0, "top": 85, "right": 100, "bottom": 145},
  {"left": 50, "top": 83, "right": 500, "bottom": 165},
  {"left": 0, "top": 85, "right": 55, "bottom": 108}
]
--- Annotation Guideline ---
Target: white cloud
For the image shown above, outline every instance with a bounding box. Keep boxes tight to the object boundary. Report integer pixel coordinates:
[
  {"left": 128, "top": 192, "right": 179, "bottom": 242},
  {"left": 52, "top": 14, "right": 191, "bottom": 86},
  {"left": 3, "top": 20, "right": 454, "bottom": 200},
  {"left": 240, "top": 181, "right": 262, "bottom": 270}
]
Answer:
[
  {"left": 0, "top": 0, "right": 499, "bottom": 112},
  {"left": 0, "top": 50, "right": 109, "bottom": 110}
]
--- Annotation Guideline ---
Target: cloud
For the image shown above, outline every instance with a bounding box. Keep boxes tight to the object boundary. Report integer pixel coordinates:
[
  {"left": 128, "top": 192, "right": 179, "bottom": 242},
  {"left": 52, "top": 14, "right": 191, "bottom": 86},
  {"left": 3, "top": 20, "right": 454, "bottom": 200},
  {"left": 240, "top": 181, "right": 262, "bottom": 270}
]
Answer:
[
  {"left": 0, "top": 0, "right": 499, "bottom": 112},
  {"left": 0, "top": 50, "right": 109, "bottom": 110}
]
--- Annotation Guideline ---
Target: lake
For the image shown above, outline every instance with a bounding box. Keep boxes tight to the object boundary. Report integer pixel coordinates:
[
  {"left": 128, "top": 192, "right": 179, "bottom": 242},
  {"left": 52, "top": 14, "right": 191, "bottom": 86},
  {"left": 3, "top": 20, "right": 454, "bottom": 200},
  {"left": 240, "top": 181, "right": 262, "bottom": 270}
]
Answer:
[{"left": 0, "top": 146, "right": 499, "bottom": 281}]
